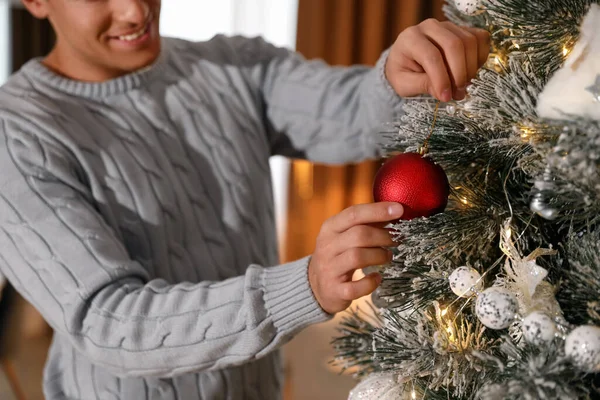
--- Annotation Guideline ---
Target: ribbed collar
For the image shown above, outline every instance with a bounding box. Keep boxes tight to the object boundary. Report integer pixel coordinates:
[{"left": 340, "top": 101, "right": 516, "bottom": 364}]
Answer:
[{"left": 20, "top": 38, "right": 171, "bottom": 99}]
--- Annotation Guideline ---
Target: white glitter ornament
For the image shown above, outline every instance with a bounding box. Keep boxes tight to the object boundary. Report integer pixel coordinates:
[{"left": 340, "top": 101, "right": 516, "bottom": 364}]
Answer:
[
  {"left": 453, "top": 0, "right": 485, "bottom": 15},
  {"left": 476, "top": 287, "right": 519, "bottom": 330},
  {"left": 565, "top": 325, "right": 600, "bottom": 372},
  {"left": 449, "top": 266, "right": 483, "bottom": 298},
  {"left": 348, "top": 373, "right": 404, "bottom": 400},
  {"left": 522, "top": 312, "right": 557, "bottom": 345}
]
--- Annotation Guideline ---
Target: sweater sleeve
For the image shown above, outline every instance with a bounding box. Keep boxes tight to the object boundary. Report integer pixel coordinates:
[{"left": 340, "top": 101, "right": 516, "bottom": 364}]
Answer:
[
  {"left": 0, "top": 119, "right": 330, "bottom": 378},
  {"left": 232, "top": 36, "right": 404, "bottom": 163}
]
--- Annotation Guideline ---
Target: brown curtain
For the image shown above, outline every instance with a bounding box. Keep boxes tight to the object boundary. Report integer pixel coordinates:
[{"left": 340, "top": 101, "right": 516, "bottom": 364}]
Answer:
[
  {"left": 10, "top": 7, "right": 55, "bottom": 72},
  {"left": 0, "top": 10, "right": 56, "bottom": 400},
  {"left": 0, "top": 3, "right": 55, "bottom": 360},
  {"left": 284, "top": 0, "right": 446, "bottom": 262}
]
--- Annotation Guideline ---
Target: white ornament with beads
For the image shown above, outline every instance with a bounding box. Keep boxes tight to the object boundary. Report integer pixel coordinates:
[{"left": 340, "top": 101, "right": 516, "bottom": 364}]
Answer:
[
  {"left": 522, "top": 312, "right": 557, "bottom": 345},
  {"left": 565, "top": 325, "right": 600, "bottom": 373},
  {"left": 449, "top": 266, "right": 483, "bottom": 298},
  {"left": 453, "top": 0, "right": 485, "bottom": 15},
  {"left": 475, "top": 287, "right": 519, "bottom": 330}
]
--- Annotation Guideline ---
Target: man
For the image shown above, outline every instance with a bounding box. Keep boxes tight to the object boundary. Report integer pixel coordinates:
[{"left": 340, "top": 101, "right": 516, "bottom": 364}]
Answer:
[{"left": 0, "top": 0, "right": 489, "bottom": 399}]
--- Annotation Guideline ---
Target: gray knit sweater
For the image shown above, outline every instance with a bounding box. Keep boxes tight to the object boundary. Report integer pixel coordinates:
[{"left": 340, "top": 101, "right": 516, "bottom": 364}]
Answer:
[{"left": 0, "top": 35, "right": 401, "bottom": 399}]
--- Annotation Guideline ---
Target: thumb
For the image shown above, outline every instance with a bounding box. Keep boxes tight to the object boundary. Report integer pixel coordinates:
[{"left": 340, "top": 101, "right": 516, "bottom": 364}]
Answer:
[{"left": 387, "top": 71, "right": 436, "bottom": 99}]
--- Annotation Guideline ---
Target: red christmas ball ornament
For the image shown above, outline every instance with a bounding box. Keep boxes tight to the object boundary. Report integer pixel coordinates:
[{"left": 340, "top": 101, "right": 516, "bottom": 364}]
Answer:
[{"left": 373, "top": 152, "right": 450, "bottom": 220}]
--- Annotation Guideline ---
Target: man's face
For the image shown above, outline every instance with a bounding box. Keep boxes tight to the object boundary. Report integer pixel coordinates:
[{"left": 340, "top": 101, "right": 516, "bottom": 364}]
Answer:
[{"left": 28, "top": 0, "right": 162, "bottom": 79}]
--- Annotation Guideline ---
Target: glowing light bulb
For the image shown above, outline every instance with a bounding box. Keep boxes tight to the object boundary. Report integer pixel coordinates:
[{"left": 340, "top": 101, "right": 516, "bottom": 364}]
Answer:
[
  {"left": 563, "top": 45, "right": 570, "bottom": 56},
  {"left": 461, "top": 197, "right": 468, "bottom": 205},
  {"left": 411, "top": 390, "right": 417, "bottom": 399},
  {"left": 446, "top": 325, "right": 456, "bottom": 344},
  {"left": 441, "top": 308, "right": 448, "bottom": 316}
]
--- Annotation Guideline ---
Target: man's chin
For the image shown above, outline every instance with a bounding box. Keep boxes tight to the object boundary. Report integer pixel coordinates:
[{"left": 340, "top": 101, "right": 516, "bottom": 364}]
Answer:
[{"left": 115, "top": 46, "right": 162, "bottom": 74}]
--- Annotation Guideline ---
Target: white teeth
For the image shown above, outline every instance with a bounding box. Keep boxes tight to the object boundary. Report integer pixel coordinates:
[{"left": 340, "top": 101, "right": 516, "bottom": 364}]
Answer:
[{"left": 118, "top": 27, "right": 146, "bottom": 41}]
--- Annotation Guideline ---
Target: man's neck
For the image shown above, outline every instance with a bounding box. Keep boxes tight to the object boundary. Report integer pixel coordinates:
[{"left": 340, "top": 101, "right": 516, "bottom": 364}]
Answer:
[{"left": 43, "top": 47, "right": 130, "bottom": 83}]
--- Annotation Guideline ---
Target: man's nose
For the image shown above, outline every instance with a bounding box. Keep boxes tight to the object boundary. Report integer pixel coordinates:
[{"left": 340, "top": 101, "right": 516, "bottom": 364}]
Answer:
[{"left": 113, "top": 0, "right": 150, "bottom": 24}]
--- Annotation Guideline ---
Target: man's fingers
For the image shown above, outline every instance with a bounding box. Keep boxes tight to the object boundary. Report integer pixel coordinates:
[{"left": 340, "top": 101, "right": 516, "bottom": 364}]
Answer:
[
  {"left": 325, "top": 202, "right": 404, "bottom": 234},
  {"left": 442, "top": 22, "right": 479, "bottom": 93},
  {"left": 387, "top": 71, "right": 431, "bottom": 100},
  {"left": 339, "top": 273, "right": 382, "bottom": 301},
  {"left": 419, "top": 19, "right": 468, "bottom": 99},
  {"left": 386, "top": 19, "right": 490, "bottom": 100},
  {"left": 402, "top": 26, "right": 453, "bottom": 101},
  {"left": 464, "top": 27, "right": 491, "bottom": 67},
  {"left": 330, "top": 225, "right": 396, "bottom": 256},
  {"left": 338, "top": 247, "right": 393, "bottom": 275}
]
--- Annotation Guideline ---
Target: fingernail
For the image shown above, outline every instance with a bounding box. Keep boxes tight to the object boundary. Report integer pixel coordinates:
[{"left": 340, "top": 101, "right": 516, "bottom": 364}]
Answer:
[
  {"left": 441, "top": 88, "right": 452, "bottom": 102},
  {"left": 388, "top": 203, "right": 404, "bottom": 217},
  {"left": 456, "top": 87, "right": 466, "bottom": 100}
]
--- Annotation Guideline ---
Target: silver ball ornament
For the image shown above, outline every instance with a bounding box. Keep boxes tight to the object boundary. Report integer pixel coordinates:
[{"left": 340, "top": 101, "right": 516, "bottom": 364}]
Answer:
[
  {"left": 475, "top": 287, "right": 519, "bottom": 330},
  {"left": 565, "top": 325, "right": 600, "bottom": 372},
  {"left": 522, "top": 312, "right": 557, "bottom": 345},
  {"left": 530, "top": 193, "right": 559, "bottom": 220},
  {"left": 370, "top": 288, "right": 388, "bottom": 309},
  {"left": 453, "top": 0, "right": 485, "bottom": 15},
  {"left": 449, "top": 266, "right": 483, "bottom": 298},
  {"left": 530, "top": 167, "right": 559, "bottom": 220},
  {"left": 348, "top": 373, "right": 404, "bottom": 400}
]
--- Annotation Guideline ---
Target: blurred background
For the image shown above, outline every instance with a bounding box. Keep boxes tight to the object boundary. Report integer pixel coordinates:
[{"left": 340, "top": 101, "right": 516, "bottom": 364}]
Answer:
[{"left": 0, "top": 1, "right": 444, "bottom": 399}]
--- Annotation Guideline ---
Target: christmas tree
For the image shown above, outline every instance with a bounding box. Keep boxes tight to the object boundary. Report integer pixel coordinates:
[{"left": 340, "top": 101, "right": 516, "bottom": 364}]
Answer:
[{"left": 333, "top": 1, "right": 600, "bottom": 399}]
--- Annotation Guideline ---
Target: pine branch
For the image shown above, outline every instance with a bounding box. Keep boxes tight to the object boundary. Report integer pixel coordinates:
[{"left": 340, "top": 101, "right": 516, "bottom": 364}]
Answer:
[
  {"left": 391, "top": 208, "right": 504, "bottom": 269},
  {"left": 537, "top": 121, "right": 600, "bottom": 227},
  {"left": 474, "top": 338, "right": 595, "bottom": 399},
  {"left": 465, "top": 55, "right": 555, "bottom": 131},
  {"left": 378, "top": 262, "right": 453, "bottom": 313},
  {"left": 375, "top": 308, "right": 499, "bottom": 398},
  {"left": 412, "top": 381, "right": 468, "bottom": 400},
  {"left": 330, "top": 307, "right": 382, "bottom": 377},
  {"left": 390, "top": 100, "right": 510, "bottom": 158},
  {"left": 485, "top": 0, "right": 594, "bottom": 75},
  {"left": 557, "top": 229, "right": 600, "bottom": 325}
]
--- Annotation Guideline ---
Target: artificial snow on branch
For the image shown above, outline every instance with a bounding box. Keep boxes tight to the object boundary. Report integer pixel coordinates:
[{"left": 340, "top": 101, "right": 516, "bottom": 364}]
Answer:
[{"left": 558, "top": 229, "right": 600, "bottom": 325}]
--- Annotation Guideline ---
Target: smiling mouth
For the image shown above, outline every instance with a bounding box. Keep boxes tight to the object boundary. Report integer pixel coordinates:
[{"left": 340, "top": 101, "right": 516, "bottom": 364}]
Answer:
[
  {"left": 117, "top": 26, "right": 148, "bottom": 41},
  {"left": 113, "top": 15, "right": 153, "bottom": 42}
]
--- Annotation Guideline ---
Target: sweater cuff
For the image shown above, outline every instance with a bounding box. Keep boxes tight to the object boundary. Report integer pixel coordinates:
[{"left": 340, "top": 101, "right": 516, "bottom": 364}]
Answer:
[
  {"left": 360, "top": 49, "right": 405, "bottom": 158},
  {"left": 262, "top": 256, "right": 331, "bottom": 338},
  {"left": 373, "top": 48, "right": 404, "bottom": 108}
]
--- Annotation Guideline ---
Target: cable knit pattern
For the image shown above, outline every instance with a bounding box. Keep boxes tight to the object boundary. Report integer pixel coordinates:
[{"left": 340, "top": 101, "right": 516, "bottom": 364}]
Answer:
[{"left": 0, "top": 35, "right": 403, "bottom": 399}]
